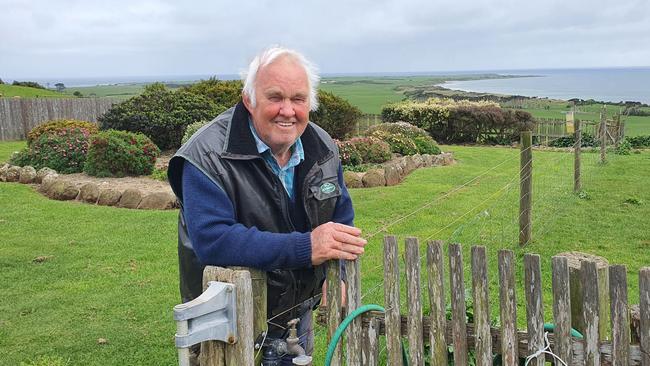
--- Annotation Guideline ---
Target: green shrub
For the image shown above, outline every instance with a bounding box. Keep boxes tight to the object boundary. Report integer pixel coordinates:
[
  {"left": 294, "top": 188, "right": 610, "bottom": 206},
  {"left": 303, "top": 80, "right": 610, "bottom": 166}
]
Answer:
[
  {"left": 310, "top": 90, "right": 362, "bottom": 140},
  {"left": 615, "top": 140, "right": 632, "bottom": 155},
  {"left": 12, "top": 80, "right": 45, "bottom": 89},
  {"left": 98, "top": 83, "right": 222, "bottom": 150},
  {"left": 413, "top": 136, "right": 441, "bottom": 155},
  {"left": 182, "top": 78, "right": 242, "bottom": 107},
  {"left": 181, "top": 120, "right": 211, "bottom": 145},
  {"left": 348, "top": 137, "right": 391, "bottom": 164},
  {"left": 366, "top": 121, "right": 430, "bottom": 140},
  {"left": 10, "top": 128, "right": 91, "bottom": 173},
  {"left": 366, "top": 129, "right": 418, "bottom": 155},
  {"left": 28, "top": 119, "right": 98, "bottom": 145},
  {"left": 626, "top": 135, "right": 650, "bottom": 148},
  {"left": 548, "top": 133, "right": 598, "bottom": 148},
  {"left": 84, "top": 130, "right": 160, "bottom": 177},
  {"left": 335, "top": 139, "right": 363, "bottom": 166}
]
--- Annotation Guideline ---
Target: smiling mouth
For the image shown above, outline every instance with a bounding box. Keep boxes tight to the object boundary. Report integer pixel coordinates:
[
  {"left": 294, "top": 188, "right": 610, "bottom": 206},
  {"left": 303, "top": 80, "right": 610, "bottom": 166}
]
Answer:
[{"left": 276, "top": 121, "right": 295, "bottom": 128}]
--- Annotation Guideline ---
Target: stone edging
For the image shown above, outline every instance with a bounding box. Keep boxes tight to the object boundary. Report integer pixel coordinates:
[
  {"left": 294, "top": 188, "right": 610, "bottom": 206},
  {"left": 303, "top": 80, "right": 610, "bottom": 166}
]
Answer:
[
  {"left": 0, "top": 164, "right": 178, "bottom": 210},
  {"left": 343, "top": 152, "right": 455, "bottom": 188}
]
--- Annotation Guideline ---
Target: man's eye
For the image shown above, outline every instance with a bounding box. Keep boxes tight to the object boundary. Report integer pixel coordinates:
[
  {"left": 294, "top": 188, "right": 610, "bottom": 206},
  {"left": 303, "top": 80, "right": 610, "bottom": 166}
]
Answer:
[
  {"left": 268, "top": 96, "right": 282, "bottom": 102},
  {"left": 292, "top": 97, "right": 306, "bottom": 103}
]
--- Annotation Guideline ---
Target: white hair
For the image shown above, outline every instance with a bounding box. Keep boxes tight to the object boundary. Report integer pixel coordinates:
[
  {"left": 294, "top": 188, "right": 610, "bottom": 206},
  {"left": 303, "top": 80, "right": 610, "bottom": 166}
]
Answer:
[{"left": 241, "top": 46, "right": 320, "bottom": 111}]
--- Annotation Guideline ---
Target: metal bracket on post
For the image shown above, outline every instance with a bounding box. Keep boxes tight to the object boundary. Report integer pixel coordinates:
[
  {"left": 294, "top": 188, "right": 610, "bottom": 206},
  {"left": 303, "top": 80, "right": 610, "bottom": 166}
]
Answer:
[{"left": 173, "top": 281, "right": 238, "bottom": 350}]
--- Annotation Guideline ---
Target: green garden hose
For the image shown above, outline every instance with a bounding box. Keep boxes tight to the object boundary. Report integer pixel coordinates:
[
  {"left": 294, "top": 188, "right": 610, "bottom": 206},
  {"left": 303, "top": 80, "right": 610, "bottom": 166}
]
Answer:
[
  {"left": 324, "top": 304, "right": 408, "bottom": 366},
  {"left": 543, "top": 322, "right": 584, "bottom": 339}
]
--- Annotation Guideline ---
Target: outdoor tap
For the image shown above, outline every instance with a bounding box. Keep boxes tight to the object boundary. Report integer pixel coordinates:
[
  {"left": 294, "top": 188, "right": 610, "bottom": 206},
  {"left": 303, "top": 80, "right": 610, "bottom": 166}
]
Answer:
[{"left": 285, "top": 318, "right": 312, "bottom": 366}]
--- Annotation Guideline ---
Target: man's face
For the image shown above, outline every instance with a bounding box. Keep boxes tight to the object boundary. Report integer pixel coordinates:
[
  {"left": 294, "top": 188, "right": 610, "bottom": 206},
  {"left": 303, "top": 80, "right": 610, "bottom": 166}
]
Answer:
[{"left": 243, "top": 56, "right": 310, "bottom": 156}]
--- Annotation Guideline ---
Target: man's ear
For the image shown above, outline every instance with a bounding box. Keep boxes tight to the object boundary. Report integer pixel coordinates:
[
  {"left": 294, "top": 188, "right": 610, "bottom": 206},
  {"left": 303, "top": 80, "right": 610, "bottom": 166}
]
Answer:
[{"left": 242, "top": 92, "right": 253, "bottom": 113}]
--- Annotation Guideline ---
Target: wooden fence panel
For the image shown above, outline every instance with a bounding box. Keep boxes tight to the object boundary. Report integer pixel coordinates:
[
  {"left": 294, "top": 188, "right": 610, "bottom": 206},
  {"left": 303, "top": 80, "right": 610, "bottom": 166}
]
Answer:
[
  {"left": 610, "top": 265, "right": 630, "bottom": 366},
  {"left": 471, "top": 246, "right": 492, "bottom": 366},
  {"left": 404, "top": 237, "right": 424, "bottom": 365},
  {"left": 498, "top": 249, "right": 518, "bottom": 365},
  {"left": 552, "top": 255, "right": 573, "bottom": 363},
  {"left": 583, "top": 260, "right": 601, "bottom": 366},
  {"left": 362, "top": 317, "right": 380, "bottom": 366},
  {"left": 449, "top": 243, "right": 469, "bottom": 365},
  {"left": 383, "top": 235, "right": 402, "bottom": 366},
  {"left": 427, "top": 240, "right": 448, "bottom": 365},
  {"left": 326, "top": 259, "right": 342, "bottom": 366},
  {"left": 0, "top": 98, "right": 118, "bottom": 140}
]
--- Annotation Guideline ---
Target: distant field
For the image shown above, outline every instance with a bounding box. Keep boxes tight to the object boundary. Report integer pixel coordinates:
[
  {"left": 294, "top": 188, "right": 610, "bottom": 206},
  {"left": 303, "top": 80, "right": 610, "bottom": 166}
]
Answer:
[
  {"left": 63, "top": 84, "right": 147, "bottom": 99},
  {"left": 0, "top": 84, "right": 66, "bottom": 98}
]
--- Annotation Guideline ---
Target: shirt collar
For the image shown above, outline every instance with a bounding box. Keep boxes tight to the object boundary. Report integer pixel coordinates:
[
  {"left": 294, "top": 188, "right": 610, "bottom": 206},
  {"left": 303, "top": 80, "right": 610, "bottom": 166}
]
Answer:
[{"left": 248, "top": 118, "right": 304, "bottom": 165}]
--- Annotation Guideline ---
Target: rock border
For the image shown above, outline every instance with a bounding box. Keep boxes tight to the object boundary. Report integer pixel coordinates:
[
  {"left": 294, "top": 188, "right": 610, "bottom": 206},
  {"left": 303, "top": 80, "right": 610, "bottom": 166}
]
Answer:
[
  {"left": 343, "top": 152, "right": 455, "bottom": 188},
  {"left": 0, "top": 163, "right": 178, "bottom": 210}
]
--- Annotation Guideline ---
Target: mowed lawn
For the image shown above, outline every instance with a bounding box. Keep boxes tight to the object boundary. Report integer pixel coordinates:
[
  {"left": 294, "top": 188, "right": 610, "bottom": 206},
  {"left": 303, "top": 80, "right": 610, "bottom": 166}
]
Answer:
[{"left": 1, "top": 143, "right": 650, "bottom": 365}]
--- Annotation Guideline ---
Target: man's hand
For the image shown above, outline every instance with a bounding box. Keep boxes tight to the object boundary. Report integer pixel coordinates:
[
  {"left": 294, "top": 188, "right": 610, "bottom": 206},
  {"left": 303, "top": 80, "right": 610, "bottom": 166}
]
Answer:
[{"left": 310, "top": 222, "right": 367, "bottom": 266}]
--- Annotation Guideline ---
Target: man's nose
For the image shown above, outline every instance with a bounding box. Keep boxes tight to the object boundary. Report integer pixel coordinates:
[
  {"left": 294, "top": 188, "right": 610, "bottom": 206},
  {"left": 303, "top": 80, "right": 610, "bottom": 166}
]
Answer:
[{"left": 279, "top": 98, "right": 296, "bottom": 117}]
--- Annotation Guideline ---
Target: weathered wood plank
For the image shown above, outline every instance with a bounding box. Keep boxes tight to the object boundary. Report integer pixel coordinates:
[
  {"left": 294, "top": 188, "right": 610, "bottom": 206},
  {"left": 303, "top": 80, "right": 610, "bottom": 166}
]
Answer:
[
  {"left": 610, "top": 265, "right": 630, "bottom": 366},
  {"left": 200, "top": 266, "right": 231, "bottom": 366},
  {"left": 583, "top": 260, "right": 601, "bottom": 366},
  {"left": 345, "top": 258, "right": 363, "bottom": 366},
  {"left": 449, "top": 243, "right": 469, "bottom": 365},
  {"left": 639, "top": 268, "right": 650, "bottom": 366},
  {"left": 471, "top": 246, "right": 492, "bottom": 366},
  {"left": 383, "top": 235, "right": 402, "bottom": 366},
  {"left": 574, "top": 119, "right": 582, "bottom": 193},
  {"left": 362, "top": 316, "right": 380, "bottom": 366},
  {"left": 224, "top": 270, "right": 254, "bottom": 366},
  {"left": 427, "top": 240, "right": 447, "bottom": 365},
  {"left": 552, "top": 255, "right": 573, "bottom": 363},
  {"left": 524, "top": 254, "right": 544, "bottom": 366},
  {"left": 405, "top": 237, "right": 424, "bottom": 365},
  {"left": 231, "top": 267, "right": 266, "bottom": 365},
  {"left": 326, "top": 259, "right": 342, "bottom": 366},
  {"left": 498, "top": 250, "right": 518, "bottom": 365}
]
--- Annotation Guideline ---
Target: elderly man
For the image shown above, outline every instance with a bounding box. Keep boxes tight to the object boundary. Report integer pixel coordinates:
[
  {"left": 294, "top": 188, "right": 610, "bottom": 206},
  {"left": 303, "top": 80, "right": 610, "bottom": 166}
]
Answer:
[{"left": 167, "top": 46, "right": 366, "bottom": 363}]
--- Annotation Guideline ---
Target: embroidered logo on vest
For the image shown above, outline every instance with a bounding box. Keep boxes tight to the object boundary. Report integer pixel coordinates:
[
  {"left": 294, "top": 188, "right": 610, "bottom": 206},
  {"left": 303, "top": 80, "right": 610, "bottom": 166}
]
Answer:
[{"left": 320, "top": 182, "right": 336, "bottom": 194}]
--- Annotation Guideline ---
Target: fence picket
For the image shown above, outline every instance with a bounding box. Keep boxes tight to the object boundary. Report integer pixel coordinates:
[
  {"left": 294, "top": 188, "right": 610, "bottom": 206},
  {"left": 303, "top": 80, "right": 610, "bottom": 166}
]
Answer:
[
  {"left": 610, "top": 265, "right": 630, "bottom": 366},
  {"left": 583, "top": 260, "right": 601, "bottom": 366},
  {"left": 552, "top": 256, "right": 573, "bottom": 363},
  {"left": 362, "top": 316, "right": 380, "bottom": 366},
  {"left": 404, "top": 237, "right": 424, "bottom": 365},
  {"left": 427, "top": 240, "right": 448, "bottom": 365},
  {"left": 639, "top": 268, "right": 650, "bottom": 366},
  {"left": 383, "top": 235, "right": 402, "bottom": 366},
  {"left": 498, "top": 250, "right": 518, "bottom": 365},
  {"left": 326, "top": 259, "right": 342, "bottom": 366},
  {"left": 345, "top": 259, "right": 362, "bottom": 366},
  {"left": 449, "top": 243, "right": 469, "bottom": 366},
  {"left": 524, "top": 254, "right": 544, "bottom": 366},
  {"left": 471, "top": 246, "right": 492, "bottom": 366}
]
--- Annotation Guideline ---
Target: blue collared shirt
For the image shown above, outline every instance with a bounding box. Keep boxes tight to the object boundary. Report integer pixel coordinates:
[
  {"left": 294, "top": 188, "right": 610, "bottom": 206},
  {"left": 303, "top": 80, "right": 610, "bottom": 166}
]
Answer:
[{"left": 249, "top": 120, "right": 304, "bottom": 200}]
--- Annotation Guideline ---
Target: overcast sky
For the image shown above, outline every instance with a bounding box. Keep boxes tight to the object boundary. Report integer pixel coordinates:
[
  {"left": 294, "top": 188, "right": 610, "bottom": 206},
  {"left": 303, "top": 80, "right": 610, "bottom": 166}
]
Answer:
[{"left": 1, "top": 0, "right": 649, "bottom": 79}]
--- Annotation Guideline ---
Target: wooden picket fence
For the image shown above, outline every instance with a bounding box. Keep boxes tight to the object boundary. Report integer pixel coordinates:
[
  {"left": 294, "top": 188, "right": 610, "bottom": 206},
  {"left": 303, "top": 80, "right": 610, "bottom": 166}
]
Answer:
[
  {"left": 534, "top": 117, "right": 625, "bottom": 146},
  {"left": 319, "top": 237, "right": 650, "bottom": 366}
]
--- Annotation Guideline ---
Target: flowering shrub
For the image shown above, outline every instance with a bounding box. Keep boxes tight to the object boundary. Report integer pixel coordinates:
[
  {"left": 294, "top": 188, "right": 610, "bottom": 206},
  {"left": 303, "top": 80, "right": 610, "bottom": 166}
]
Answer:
[
  {"left": 84, "top": 130, "right": 160, "bottom": 177},
  {"left": 27, "top": 119, "right": 98, "bottom": 146},
  {"left": 413, "top": 136, "right": 441, "bottom": 155},
  {"left": 366, "top": 122, "right": 440, "bottom": 155},
  {"left": 11, "top": 128, "right": 92, "bottom": 173},
  {"left": 365, "top": 129, "right": 418, "bottom": 155},
  {"left": 348, "top": 137, "right": 391, "bottom": 164},
  {"left": 335, "top": 139, "right": 363, "bottom": 166}
]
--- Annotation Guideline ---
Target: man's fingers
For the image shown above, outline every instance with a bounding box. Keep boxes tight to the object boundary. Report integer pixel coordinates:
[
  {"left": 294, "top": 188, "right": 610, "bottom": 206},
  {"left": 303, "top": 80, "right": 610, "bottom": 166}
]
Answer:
[
  {"left": 332, "top": 230, "right": 367, "bottom": 247},
  {"left": 331, "top": 222, "right": 362, "bottom": 236}
]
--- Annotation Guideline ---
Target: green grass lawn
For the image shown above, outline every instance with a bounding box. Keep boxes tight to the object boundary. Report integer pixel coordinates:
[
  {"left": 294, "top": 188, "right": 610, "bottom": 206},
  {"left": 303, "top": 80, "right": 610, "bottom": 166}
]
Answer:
[
  {"left": 0, "top": 85, "right": 67, "bottom": 98},
  {"left": 2, "top": 140, "right": 649, "bottom": 365},
  {"left": 0, "top": 140, "right": 26, "bottom": 163}
]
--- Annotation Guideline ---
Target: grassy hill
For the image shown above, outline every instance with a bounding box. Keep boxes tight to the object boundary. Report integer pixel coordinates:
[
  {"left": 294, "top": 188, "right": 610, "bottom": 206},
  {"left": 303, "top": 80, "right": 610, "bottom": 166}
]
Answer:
[{"left": 0, "top": 84, "right": 68, "bottom": 98}]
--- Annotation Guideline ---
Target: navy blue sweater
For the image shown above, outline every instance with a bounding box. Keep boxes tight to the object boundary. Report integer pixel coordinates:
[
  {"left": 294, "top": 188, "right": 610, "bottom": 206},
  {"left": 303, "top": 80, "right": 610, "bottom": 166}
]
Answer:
[{"left": 181, "top": 161, "right": 355, "bottom": 271}]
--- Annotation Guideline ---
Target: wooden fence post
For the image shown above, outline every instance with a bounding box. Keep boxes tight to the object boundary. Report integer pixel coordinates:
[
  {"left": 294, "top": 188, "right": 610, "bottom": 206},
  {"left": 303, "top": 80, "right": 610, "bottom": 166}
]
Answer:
[
  {"left": 326, "top": 259, "right": 342, "bottom": 366},
  {"left": 427, "top": 240, "right": 447, "bottom": 365},
  {"left": 574, "top": 119, "right": 582, "bottom": 193},
  {"left": 498, "top": 250, "right": 518, "bottom": 365},
  {"left": 582, "top": 260, "right": 601, "bottom": 366},
  {"left": 383, "top": 235, "right": 402, "bottom": 366},
  {"left": 449, "top": 243, "right": 469, "bottom": 365},
  {"left": 404, "top": 237, "right": 424, "bottom": 365},
  {"left": 600, "top": 108, "right": 607, "bottom": 164},
  {"left": 345, "top": 258, "right": 362, "bottom": 366},
  {"left": 639, "top": 268, "right": 650, "bottom": 366},
  {"left": 609, "top": 265, "right": 630, "bottom": 366},
  {"left": 524, "top": 254, "right": 545, "bottom": 366},
  {"left": 552, "top": 256, "right": 573, "bottom": 363},
  {"left": 471, "top": 246, "right": 492, "bottom": 366},
  {"left": 519, "top": 130, "right": 533, "bottom": 246}
]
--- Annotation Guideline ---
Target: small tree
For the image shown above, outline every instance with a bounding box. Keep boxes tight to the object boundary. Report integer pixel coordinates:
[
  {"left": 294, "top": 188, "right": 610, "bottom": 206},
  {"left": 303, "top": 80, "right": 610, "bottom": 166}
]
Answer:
[
  {"left": 54, "top": 83, "right": 65, "bottom": 92},
  {"left": 183, "top": 77, "right": 242, "bottom": 108},
  {"left": 73, "top": 91, "right": 83, "bottom": 97},
  {"left": 310, "top": 90, "right": 362, "bottom": 140}
]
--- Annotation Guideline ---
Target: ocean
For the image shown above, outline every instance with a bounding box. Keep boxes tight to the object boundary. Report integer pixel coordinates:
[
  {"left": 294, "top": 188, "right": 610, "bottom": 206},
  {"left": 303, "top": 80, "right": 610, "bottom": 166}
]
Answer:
[{"left": 442, "top": 67, "right": 650, "bottom": 105}]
